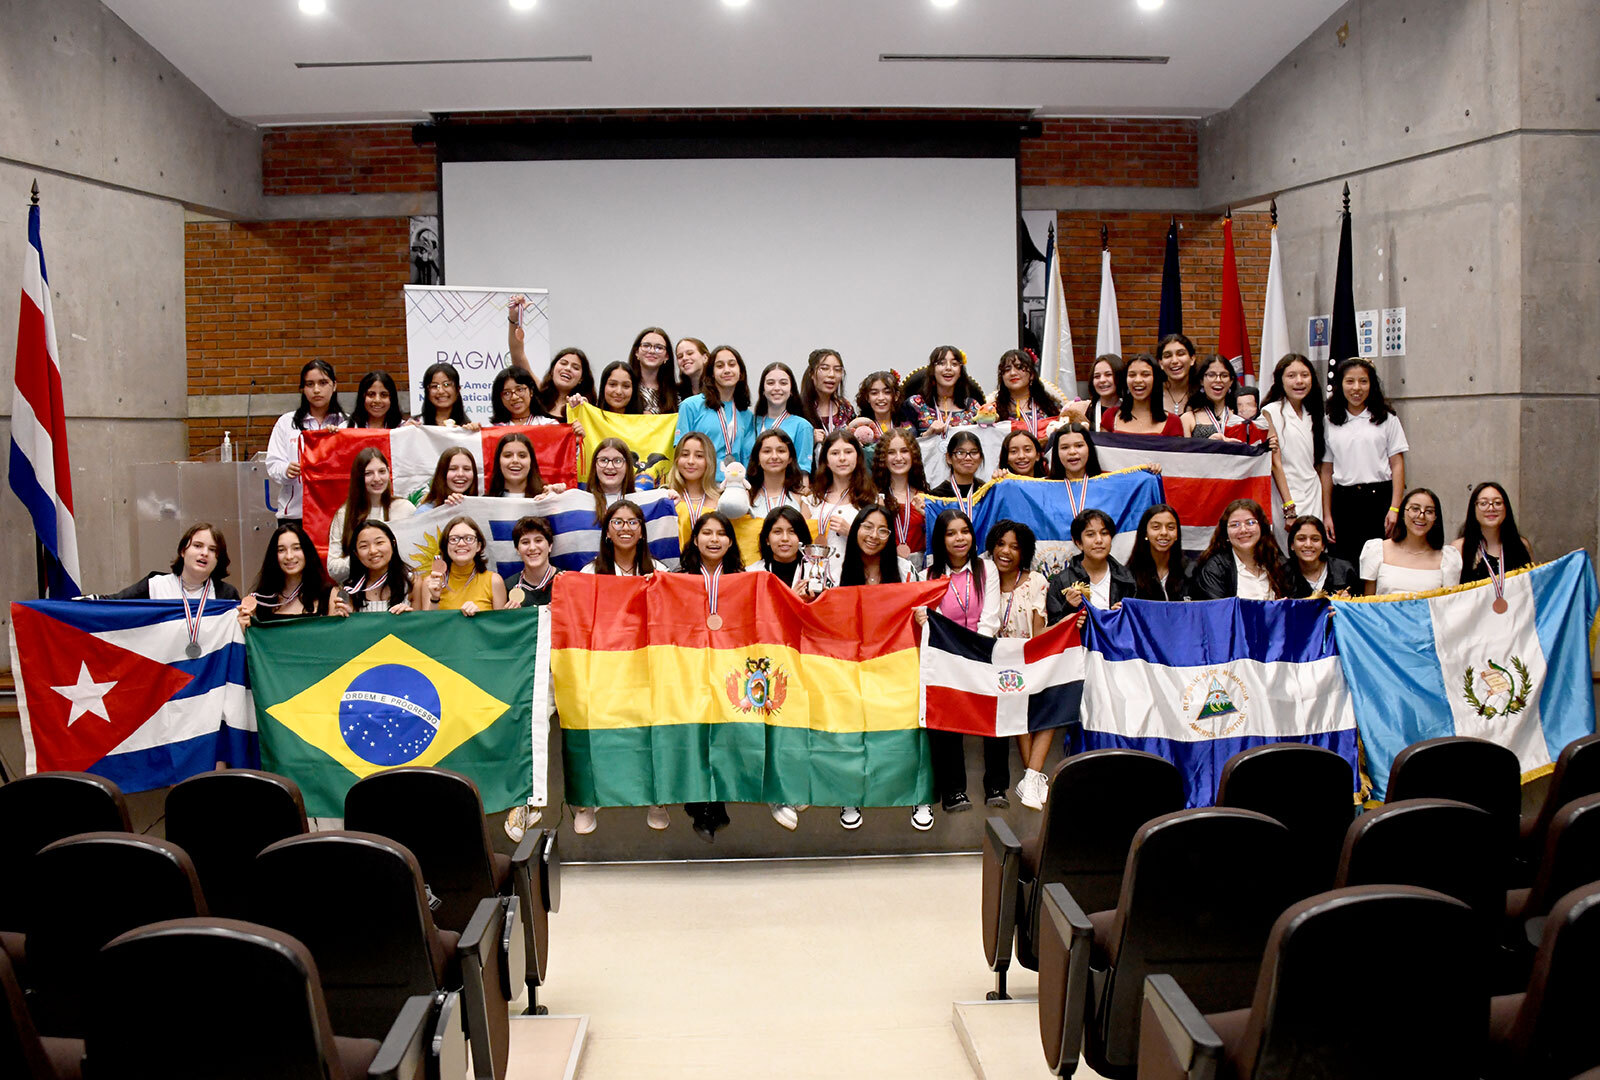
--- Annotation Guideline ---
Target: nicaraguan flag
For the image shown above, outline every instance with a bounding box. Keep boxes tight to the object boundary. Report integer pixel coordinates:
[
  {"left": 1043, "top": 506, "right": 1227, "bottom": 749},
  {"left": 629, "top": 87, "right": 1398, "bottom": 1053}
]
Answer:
[
  {"left": 1330, "top": 551, "right": 1599, "bottom": 798},
  {"left": 919, "top": 612, "right": 1084, "bottom": 736},
  {"left": 8, "top": 599, "right": 255, "bottom": 791},
  {"left": 1082, "top": 598, "right": 1359, "bottom": 807},
  {"left": 923, "top": 471, "right": 1164, "bottom": 579}
]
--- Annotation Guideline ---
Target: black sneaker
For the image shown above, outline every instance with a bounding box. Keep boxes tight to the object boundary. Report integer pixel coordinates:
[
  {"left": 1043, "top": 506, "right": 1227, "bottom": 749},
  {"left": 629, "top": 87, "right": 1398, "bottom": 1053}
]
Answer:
[
  {"left": 985, "top": 789, "right": 1010, "bottom": 809},
  {"left": 942, "top": 792, "right": 973, "bottom": 813}
]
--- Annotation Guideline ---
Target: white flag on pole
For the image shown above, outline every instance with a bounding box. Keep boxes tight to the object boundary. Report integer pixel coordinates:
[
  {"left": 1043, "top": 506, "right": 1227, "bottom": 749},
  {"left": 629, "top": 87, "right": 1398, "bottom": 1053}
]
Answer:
[
  {"left": 1096, "top": 247, "right": 1122, "bottom": 357},
  {"left": 1260, "top": 224, "right": 1291, "bottom": 376},
  {"left": 1041, "top": 238, "right": 1078, "bottom": 397}
]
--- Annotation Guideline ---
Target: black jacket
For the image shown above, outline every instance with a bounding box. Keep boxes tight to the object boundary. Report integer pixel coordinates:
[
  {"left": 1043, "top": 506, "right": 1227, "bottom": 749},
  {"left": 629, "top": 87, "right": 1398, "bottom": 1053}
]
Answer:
[
  {"left": 1130, "top": 558, "right": 1197, "bottom": 602},
  {"left": 1045, "top": 555, "right": 1137, "bottom": 625},
  {"left": 1195, "top": 552, "right": 1299, "bottom": 600},
  {"left": 1289, "top": 557, "right": 1361, "bottom": 598},
  {"left": 104, "top": 571, "right": 240, "bottom": 602}
]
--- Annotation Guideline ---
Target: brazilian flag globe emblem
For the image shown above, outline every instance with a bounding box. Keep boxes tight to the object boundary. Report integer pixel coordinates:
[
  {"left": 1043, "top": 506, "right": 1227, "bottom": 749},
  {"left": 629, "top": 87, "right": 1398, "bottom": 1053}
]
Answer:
[{"left": 248, "top": 612, "right": 543, "bottom": 817}]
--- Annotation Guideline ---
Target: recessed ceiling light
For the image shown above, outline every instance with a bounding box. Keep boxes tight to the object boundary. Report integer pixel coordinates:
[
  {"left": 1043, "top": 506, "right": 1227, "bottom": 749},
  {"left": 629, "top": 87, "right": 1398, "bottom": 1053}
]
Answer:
[
  {"left": 722, "top": 0, "right": 750, "bottom": 7},
  {"left": 1136, "top": 0, "right": 1164, "bottom": 10},
  {"left": 510, "top": 0, "right": 536, "bottom": 8},
  {"left": 932, "top": 0, "right": 959, "bottom": 8},
  {"left": 298, "top": 0, "right": 326, "bottom": 13}
]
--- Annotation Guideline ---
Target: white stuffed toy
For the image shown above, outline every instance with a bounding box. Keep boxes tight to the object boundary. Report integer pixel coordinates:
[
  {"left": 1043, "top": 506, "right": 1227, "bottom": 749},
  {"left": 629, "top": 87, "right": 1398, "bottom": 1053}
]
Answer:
[{"left": 717, "top": 460, "right": 752, "bottom": 519}]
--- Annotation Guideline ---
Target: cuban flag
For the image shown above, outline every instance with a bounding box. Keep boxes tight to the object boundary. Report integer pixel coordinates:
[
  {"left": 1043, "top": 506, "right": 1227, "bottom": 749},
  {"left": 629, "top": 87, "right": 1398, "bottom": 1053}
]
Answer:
[
  {"left": 1330, "top": 551, "right": 1599, "bottom": 798},
  {"left": 9, "top": 198, "right": 80, "bottom": 597},
  {"left": 8, "top": 600, "right": 256, "bottom": 791},
  {"left": 919, "top": 613, "right": 1084, "bottom": 736},
  {"left": 387, "top": 491, "right": 682, "bottom": 578},
  {"left": 1082, "top": 598, "right": 1359, "bottom": 807},
  {"left": 1093, "top": 432, "right": 1277, "bottom": 555}
]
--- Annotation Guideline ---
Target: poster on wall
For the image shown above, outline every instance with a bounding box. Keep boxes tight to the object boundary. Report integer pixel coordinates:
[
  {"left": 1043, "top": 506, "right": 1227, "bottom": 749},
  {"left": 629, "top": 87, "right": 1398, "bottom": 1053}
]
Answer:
[
  {"left": 403, "top": 286, "right": 551, "bottom": 421},
  {"left": 1020, "top": 210, "right": 1058, "bottom": 356},
  {"left": 409, "top": 216, "right": 442, "bottom": 285}
]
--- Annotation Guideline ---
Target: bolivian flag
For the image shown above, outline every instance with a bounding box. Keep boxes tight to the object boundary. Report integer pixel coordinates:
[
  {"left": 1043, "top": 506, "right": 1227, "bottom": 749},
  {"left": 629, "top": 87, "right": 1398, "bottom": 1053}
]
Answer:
[
  {"left": 247, "top": 611, "right": 547, "bottom": 817},
  {"left": 553, "top": 572, "right": 946, "bottom": 807}
]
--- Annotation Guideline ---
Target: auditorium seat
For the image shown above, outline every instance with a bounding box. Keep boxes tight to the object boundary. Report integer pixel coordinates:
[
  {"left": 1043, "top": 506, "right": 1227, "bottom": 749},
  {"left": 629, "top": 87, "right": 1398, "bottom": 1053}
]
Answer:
[
  {"left": 1135, "top": 885, "right": 1484, "bottom": 1080},
  {"left": 1386, "top": 735, "right": 1520, "bottom": 851},
  {"left": 1519, "top": 734, "right": 1600, "bottom": 873},
  {"left": 1035, "top": 807, "right": 1298, "bottom": 1079},
  {"left": 1216, "top": 742, "right": 1355, "bottom": 894},
  {"left": 89, "top": 917, "right": 463, "bottom": 1080},
  {"left": 21, "top": 832, "right": 207, "bottom": 1037},
  {"left": 0, "top": 772, "right": 131, "bottom": 932},
  {"left": 1507, "top": 793, "right": 1600, "bottom": 929},
  {"left": 251, "top": 831, "right": 512, "bottom": 1080},
  {"left": 981, "top": 749, "right": 1184, "bottom": 999},
  {"left": 343, "top": 767, "right": 557, "bottom": 1012},
  {"left": 166, "top": 768, "right": 309, "bottom": 920},
  {"left": 1334, "top": 798, "right": 1506, "bottom": 929},
  {"left": 1, "top": 950, "right": 81, "bottom": 1080},
  {"left": 1486, "top": 882, "right": 1600, "bottom": 1080}
]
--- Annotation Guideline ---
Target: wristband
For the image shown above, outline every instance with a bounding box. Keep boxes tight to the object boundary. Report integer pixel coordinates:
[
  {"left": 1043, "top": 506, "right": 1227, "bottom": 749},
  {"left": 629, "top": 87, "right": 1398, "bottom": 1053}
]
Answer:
[
  {"left": 1282, "top": 501, "right": 1295, "bottom": 511},
  {"left": 1388, "top": 505, "right": 1400, "bottom": 513}
]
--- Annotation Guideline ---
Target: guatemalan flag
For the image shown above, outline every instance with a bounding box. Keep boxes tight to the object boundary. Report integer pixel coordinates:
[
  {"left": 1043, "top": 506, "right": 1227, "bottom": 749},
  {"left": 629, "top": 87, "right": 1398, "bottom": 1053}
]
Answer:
[
  {"left": 8, "top": 600, "right": 256, "bottom": 792},
  {"left": 1331, "top": 552, "right": 1599, "bottom": 799},
  {"left": 919, "top": 613, "right": 1085, "bottom": 736},
  {"left": 1082, "top": 598, "right": 1359, "bottom": 807}
]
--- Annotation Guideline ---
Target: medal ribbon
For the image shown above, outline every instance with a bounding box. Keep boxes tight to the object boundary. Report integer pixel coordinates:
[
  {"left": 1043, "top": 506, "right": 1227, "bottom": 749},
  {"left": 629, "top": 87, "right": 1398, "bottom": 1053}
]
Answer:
[
  {"left": 895, "top": 496, "right": 912, "bottom": 547},
  {"left": 251, "top": 582, "right": 302, "bottom": 610},
  {"left": 181, "top": 581, "right": 210, "bottom": 653},
  {"left": 703, "top": 564, "right": 722, "bottom": 618},
  {"left": 1000, "top": 588, "right": 1017, "bottom": 635},
  {"left": 1482, "top": 543, "right": 1508, "bottom": 607},
  {"left": 952, "top": 566, "right": 974, "bottom": 620},
  {"left": 519, "top": 565, "right": 557, "bottom": 594},
  {"left": 1065, "top": 477, "right": 1088, "bottom": 519},
  {"left": 715, "top": 402, "right": 739, "bottom": 463}
]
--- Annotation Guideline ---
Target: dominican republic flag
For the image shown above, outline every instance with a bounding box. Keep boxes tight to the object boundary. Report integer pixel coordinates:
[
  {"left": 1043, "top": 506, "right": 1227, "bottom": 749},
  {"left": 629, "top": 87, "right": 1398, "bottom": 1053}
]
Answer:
[
  {"left": 919, "top": 612, "right": 1084, "bottom": 736},
  {"left": 1330, "top": 552, "right": 1599, "bottom": 798},
  {"left": 9, "top": 198, "right": 80, "bottom": 597},
  {"left": 1093, "top": 432, "right": 1276, "bottom": 555},
  {"left": 298, "top": 425, "right": 579, "bottom": 559},
  {"left": 8, "top": 599, "right": 256, "bottom": 792},
  {"left": 1082, "top": 598, "right": 1359, "bottom": 808},
  {"left": 388, "top": 491, "right": 682, "bottom": 578}
]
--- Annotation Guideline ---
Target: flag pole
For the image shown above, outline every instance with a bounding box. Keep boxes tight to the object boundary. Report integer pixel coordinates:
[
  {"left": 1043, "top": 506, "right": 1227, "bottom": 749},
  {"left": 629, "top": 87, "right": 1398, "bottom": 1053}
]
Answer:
[{"left": 27, "top": 179, "right": 50, "bottom": 601}]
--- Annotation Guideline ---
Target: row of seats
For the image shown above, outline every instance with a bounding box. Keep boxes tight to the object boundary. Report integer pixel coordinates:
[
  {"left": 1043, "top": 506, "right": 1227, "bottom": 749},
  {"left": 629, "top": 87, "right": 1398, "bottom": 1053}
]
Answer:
[
  {"left": 0, "top": 766, "right": 561, "bottom": 1080},
  {"left": 979, "top": 732, "right": 1600, "bottom": 1078}
]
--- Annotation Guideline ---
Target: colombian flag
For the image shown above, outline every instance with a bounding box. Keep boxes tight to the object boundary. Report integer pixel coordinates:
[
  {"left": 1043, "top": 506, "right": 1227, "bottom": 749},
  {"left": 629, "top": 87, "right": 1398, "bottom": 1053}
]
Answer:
[
  {"left": 567, "top": 402, "right": 680, "bottom": 484},
  {"left": 247, "top": 610, "right": 548, "bottom": 816},
  {"left": 553, "top": 573, "right": 946, "bottom": 807}
]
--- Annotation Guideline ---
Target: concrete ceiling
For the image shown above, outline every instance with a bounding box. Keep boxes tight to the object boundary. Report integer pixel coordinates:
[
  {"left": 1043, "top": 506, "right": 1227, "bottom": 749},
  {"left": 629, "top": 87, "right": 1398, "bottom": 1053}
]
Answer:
[{"left": 101, "top": 0, "right": 1348, "bottom": 126}]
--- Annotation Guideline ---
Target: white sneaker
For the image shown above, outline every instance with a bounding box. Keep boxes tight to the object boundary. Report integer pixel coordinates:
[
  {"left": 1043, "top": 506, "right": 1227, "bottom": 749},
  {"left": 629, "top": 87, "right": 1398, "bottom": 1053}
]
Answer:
[
  {"left": 911, "top": 804, "right": 935, "bottom": 831},
  {"left": 646, "top": 805, "right": 670, "bottom": 830},
  {"left": 770, "top": 804, "right": 799, "bottom": 831},
  {"left": 1032, "top": 769, "right": 1051, "bottom": 806},
  {"left": 839, "top": 806, "right": 863, "bottom": 830},
  {"left": 1018, "top": 769, "right": 1047, "bottom": 810},
  {"left": 503, "top": 804, "right": 542, "bottom": 842},
  {"left": 573, "top": 807, "right": 598, "bottom": 835}
]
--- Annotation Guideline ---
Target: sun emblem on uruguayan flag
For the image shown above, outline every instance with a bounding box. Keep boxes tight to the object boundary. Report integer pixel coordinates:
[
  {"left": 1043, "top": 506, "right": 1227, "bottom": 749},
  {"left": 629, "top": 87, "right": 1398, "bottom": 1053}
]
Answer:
[{"left": 725, "top": 657, "right": 790, "bottom": 716}]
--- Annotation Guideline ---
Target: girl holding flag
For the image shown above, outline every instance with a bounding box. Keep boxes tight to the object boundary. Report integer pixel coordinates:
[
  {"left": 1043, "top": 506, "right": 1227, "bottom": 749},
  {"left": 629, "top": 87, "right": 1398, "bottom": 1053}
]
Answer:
[
  {"left": 977, "top": 520, "right": 1053, "bottom": 809},
  {"left": 989, "top": 349, "right": 1072, "bottom": 435},
  {"left": 238, "top": 523, "right": 335, "bottom": 628},
  {"left": 266, "top": 360, "right": 346, "bottom": 524},
  {"left": 928, "top": 431, "right": 985, "bottom": 505},
  {"left": 676, "top": 346, "right": 755, "bottom": 482},
  {"left": 1453, "top": 481, "right": 1535, "bottom": 584},
  {"left": 327, "top": 447, "right": 413, "bottom": 582},
  {"left": 665, "top": 432, "right": 723, "bottom": 535},
  {"left": 677, "top": 511, "right": 746, "bottom": 842},
  {"left": 1196, "top": 499, "right": 1295, "bottom": 600},
  {"left": 807, "top": 430, "right": 878, "bottom": 562},
  {"left": 1184, "top": 354, "right": 1272, "bottom": 444},
  {"left": 905, "top": 346, "right": 985, "bottom": 435},
  {"left": 1103, "top": 354, "right": 1184, "bottom": 436},
  {"left": 1046, "top": 509, "right": 1135, "bottom": 623},
  {"left": 333, "top": 520, "right": 412, "bottom": 615}
]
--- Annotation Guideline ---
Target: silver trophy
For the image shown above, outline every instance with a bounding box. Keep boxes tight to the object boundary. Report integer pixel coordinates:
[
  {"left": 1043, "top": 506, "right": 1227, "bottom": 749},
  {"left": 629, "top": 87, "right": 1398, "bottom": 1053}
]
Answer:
[{"left": 802, "top": 544, "right": 835, "bottom": 591}]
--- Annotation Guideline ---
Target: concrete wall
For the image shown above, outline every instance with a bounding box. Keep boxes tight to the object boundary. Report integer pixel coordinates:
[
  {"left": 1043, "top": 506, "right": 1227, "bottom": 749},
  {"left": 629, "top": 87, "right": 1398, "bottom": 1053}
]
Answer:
[
  {"left": 0, "top": 0, "right": 260, "bottom": 647},
  {"left": 1199, "top": 0, "right": 1600, "bottom": 559}
]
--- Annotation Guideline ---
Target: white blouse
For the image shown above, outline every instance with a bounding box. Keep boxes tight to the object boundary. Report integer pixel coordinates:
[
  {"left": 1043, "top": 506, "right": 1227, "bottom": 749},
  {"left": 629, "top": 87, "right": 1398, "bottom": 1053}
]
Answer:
[
  {"left": 1322, "top": 409, "right": 1409, "bottom": 487},
  {"left": 977, "top": 565, "right": 1049, "bottom": 638},
  {"left": 1234, "top": 555, "right": 1275, "bottom": 600},
  {"left": 1261, "top": 399, "right": 1323, "bottom": 514},
  {"left": 1359, "top": 539, "right": 1463, "bottom": 595}
]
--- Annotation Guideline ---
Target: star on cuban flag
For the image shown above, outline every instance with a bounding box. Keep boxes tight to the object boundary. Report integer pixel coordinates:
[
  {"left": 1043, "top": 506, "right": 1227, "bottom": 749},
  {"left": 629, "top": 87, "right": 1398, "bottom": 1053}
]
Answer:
[{"left": 51, "top": 662, "right": 118, "bottom": 726}]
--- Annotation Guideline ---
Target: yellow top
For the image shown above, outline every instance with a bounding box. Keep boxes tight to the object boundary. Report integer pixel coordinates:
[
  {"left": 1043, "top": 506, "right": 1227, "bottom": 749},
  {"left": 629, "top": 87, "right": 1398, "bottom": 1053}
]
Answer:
[{"left": 440, "top": 565, "right": 496, "bottom": 611}]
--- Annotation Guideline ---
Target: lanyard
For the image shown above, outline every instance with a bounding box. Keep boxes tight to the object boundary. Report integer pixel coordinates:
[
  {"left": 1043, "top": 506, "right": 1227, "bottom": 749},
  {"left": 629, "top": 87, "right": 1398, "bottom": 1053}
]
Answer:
[
  {"left": 1482, "top": 543, "right": 1509, "bottom": 614},
  {"left": 180, "top": 581, "right": 210, "bottom": 659},
  {"left": 953, "top": 481, "right": 975, "bottom": 520},
  {"left": 1000, "top": 589, "right": 1017, "bottom": 635},
  {"left": 518, "top": 566, "right": 557, "bottom": 593},
  {"left": 715, "top": 403, "right": 739, "bottom": 463},
  {"left": 684, "top": 492, "right": 708, "bottom": 524},
  {"left": 703, "top": 565, "right": 724, "bottom": 630},
  {"left": 949, "top": 566, "right": 974, "bottom": 619},
  {"left": 251, "top": 582, "right": 303, "bottom": 610},
  {"left": 1206, "top": 402, "right": 1232, "bottom": 433},
  {"left": 1065, "top": 477, "right": 1088, "bottom": 519}
]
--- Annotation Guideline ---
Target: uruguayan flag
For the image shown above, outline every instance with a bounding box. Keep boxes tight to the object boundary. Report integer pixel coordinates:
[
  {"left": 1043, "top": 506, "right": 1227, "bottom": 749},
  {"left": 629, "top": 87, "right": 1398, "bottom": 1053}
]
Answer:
[
  {"left": 390, "top": 492, "right": 681, "bottom": 578},
  {"left": 1082, "top": 598, "right": 1359, "bottom": 807},
  {"left": 1330, "top": 551, "right": 1599, "bottom": 798}
]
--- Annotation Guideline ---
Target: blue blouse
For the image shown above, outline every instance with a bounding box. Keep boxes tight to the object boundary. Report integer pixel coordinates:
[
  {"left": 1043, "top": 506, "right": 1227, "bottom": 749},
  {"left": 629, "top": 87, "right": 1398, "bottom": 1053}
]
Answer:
[
  {"left": 676, "top": 394, "right": 755, "bottom": 481},
  {"left": 753, "top": 412, "right": 819, "bottom": 471}
]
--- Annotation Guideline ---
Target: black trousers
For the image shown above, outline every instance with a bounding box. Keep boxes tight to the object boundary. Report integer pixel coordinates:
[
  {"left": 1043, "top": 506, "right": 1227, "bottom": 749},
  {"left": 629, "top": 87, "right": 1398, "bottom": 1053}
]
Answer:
[
  {"left": 929, "top": 730, "right": 1011, "bottom": 801},
  {"left": 1330, "top": 482, "right": 1391, "bottom": 568}
]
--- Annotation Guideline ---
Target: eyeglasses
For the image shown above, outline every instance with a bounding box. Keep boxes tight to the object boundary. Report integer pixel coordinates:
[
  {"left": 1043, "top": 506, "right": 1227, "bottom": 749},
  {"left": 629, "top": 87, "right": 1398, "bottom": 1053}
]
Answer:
[
  {"left": 1227, "top": 520, "right": 1260, "bottom": 533},
  {"left": 427, "top": 381, "right": 454, "bottom": 391},
  {"left": 1476, "top": 499, "right": 1505, "bottom": 510},
  {"left": 596, "top": 456, "right": 627, "bottom": 468},
  {"left": 447, "top": 535, "right": 479, "bottom": 547},
  {"left": 1204, "top": 371, "right": 1232, "bottom": 382},
  {"left": 638, "top": 343, "right": 668, "bottom": 353},
  {"left": 501, "top": 384, "right": 530, "bottom": 397},
  {"left": 951, "top": 449, "right": 982, "bottom": 460},
  {"left": 1405, "top": 505, "right": 1437, "bottom": 518},
  {"left": 609, "top": 518, "right": 642, "bottom": 531}
]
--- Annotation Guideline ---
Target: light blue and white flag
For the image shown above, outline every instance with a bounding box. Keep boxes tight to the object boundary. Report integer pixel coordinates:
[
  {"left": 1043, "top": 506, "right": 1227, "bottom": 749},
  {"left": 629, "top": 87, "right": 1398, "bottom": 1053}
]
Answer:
[
  {"left": 1330, "top": 551, "right": 1598, "bottom": 798},
  {"left": 1082, "top": 598, "right": 1359, "bottom": 807},
  {"left": 389, "top": 492, "right": 681, "bottom": 578},
  {"left": 924, "top": 471, "right": 1164, "bottom": 578}
]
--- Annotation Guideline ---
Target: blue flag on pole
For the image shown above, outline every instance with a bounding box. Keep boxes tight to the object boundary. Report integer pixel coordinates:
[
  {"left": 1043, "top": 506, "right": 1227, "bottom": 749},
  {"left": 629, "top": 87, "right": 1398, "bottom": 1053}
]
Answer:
[{"left": 1330, "top": 551, "right": 1598, "bottom": 799}]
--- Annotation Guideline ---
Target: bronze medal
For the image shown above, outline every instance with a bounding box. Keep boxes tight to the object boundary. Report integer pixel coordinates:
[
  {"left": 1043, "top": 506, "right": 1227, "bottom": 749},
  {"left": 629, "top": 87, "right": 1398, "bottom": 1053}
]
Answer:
[
  {"left": 1492, "top": 597, "right": 1508, "bottom": 615},
  {"left": 897, "top": 544, "right": 912, "bottom": 559},
  {"left": 706, "top": 613, "right": 724, "bottom": 631}
]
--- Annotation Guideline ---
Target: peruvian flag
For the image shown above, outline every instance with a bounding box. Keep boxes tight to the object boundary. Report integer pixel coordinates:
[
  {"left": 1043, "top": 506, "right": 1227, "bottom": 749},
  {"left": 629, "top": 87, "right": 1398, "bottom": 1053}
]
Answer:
[
  {"left": 1219, "top": 212, "right": 1255, "bottom": 384},
  {"left": 299, "top": 424, "right": 580, "bottom": 558},
  {"left": 919, "top": 613, "right": 1084, "bottom": 737}
]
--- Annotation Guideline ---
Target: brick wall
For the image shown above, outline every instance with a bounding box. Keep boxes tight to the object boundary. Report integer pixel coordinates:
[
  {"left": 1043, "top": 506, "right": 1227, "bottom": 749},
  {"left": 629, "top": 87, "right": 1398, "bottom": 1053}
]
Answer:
[
  {"left": 1024, "top": 118, "right": 1198, "bottom": 188},
  {"left": 263, "top": 126, "right": 435, "bottom": 196},
  {"left": 185, "top": 218, "right": 412, "bottom": 456}
]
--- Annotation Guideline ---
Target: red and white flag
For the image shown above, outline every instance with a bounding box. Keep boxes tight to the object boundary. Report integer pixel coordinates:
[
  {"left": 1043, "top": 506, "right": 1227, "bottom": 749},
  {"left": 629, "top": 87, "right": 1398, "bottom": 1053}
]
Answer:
[
  {"left": 1219, "top": 213, "right": 1255, "bottom": 385},
  {"left": 9, "top": 195, "right": 80, "bottom": 596},
  {"left": 1094, "top": 432, "right": 1277, "bottom": 555},
  {"left": 919, "top": 613, "right": 1084, "bottom": 737}
]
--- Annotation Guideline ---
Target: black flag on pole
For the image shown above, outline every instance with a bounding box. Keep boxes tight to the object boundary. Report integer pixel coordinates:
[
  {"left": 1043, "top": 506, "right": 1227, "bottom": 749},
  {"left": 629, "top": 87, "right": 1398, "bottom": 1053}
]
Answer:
[
  {"left": 1329, "top": 183, "right": 1356, "bottom": 377},
  {"left": 1157, "top": 217, "right": 1183, "bottom": 340}
]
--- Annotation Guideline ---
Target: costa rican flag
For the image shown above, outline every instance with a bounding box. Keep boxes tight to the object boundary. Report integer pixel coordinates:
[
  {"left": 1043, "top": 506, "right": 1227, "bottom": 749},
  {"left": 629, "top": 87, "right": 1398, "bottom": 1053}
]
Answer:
[
  {"left": 9, "top": 196, "right": 80, "bottom": 597},
  {"left": 1093, "top": 432, "right": 1278, "bottom": 556},
  {"left": 919, "top": 612, "right": 1085, "bottom": 737}
]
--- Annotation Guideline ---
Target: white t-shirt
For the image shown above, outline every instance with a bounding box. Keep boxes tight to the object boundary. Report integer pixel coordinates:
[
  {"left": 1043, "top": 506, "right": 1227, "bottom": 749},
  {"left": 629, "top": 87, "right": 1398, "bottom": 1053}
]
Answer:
[
  {"left": 1322, "top": 409, "right": 1408, "bottom": 487},
  {"left": 1086, "top": 567, "right": 1113, "bottom": 610}
]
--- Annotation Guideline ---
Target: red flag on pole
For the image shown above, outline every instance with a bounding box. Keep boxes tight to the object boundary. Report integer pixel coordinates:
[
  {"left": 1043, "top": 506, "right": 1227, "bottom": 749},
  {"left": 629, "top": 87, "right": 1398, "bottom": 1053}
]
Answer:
[{"left": 1219, "top": 212, "right": 1254, "bottom": 385}]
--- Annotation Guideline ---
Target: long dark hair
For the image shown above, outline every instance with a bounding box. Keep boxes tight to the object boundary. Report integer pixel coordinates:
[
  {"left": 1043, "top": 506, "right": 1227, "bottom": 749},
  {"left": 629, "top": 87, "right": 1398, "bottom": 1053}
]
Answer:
[
  {"left": 1287, "top": 515, "right": 1332, "bottom": 566},
  {"left": 1200, "top": 498, "right": 1294, "bottom": 596},
  {"left": 799, "top": 348, "right": 848, "bottom": 418},
  {"left": 758, "top": 506, "right": 812, "bottom": 565},
  {"left": 594, "top": 499, "right": 655, "bottom": 576},
  {"left": 536, "top": 347, "right": 596, "bottom": 418},
  {"left": 754, "top": 362, "right": 811, "bottom": 421},
  {"left": 628, "top": 327, "right": 680, "bottom": 412},
  {"left": 985, "top": 519, "right": 1037, "bottom": 572},
  {"left": 811, "top": 430, "right": 878, "bottom": 506},
  {"left": 1327, "top": 357, "right": 1393, "bottom": 425},
  {"left": 702, "top": 345, "right": 753, "bottom": 410},
  {"left": 170, "top": 522, "right": 231, "bottom": 582},
  {"left": 251, "top": 523, "right": 332, "bottom": 614},
  {"left": 1090, "top": 354, "right": 1126, "bottom": 403},
  {"left": 1458, "top": 481, "right": 1532, "bottom": 570},
  {"left": 838, "top": 505, "right": 906, "bottom": 586},
  {"left": 1127, "top": 502, "right": 1189, "bottom": 597},
  {"left": 993, "top": 348, "right": 1063, "bottom": 420},
  {"left": 1046, "top": 423, "right": 1102, "bottom": 480},
  {"left": 348, "top": 370, "right": 402, "bottom": 429},
  {"left": 1118, "top": 353, "right": 1167, "bottom": 423},
  {"left": 678, "top": 511, "right": 746, "bottom": 575},
  {"left": 421, "top": 447, "right": 480, "bottom": 507},
  {"left": 486, "top": 431, "right": 547, "bottom": 497},
  {"left": 1261, "top": 353, "right": 1327, "bottom": 464},
  {"left": 747, "top": 429, "right": 807, "bottom": 499},
  {"left": 999, "top": 430, "right": 1048, "bottom": 478},
  {"left": 1157, "top": 332, "right": 1198, "bottom": 396},
  {"left": 927, "top": 509, "right": 982, "bottom": 597},
  {"left": 345, "top": 519, "right": 412, "bottom": 599},
  {"left": 855, "top": 370, "right": 905, "bottom": 426},
  {"left": 1388, "top": 487, "right": 1446, "bottom": 549},
  {"left": 340, "top": 447, "right": 394, "bottom": 555},
  {"left": 908, "top": 345, "right": 985, "bottom": 410},
  {"left": 292, "top": 360, "right": 343, "bottom": 429},
  {"left": 1187, "top": 354, "right": 1239, "bottom": 414},
  {"left": 597, "top": 360, "right": 641, "bottom": 414},
  {"left": 587, "top": 437, "right": 638, "bottom": 522},
  {"left": 420, "top": 363, "right": 470, "bottom": 426},
  {"left": 490, "top": 366, "right": 541, "bottom": 424}
]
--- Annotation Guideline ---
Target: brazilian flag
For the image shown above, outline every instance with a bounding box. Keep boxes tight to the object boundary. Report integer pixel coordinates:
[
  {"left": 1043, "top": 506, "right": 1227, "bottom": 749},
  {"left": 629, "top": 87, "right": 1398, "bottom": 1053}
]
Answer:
[{"left": 247, "top": 610, "right": 546, "bottom": 817}]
